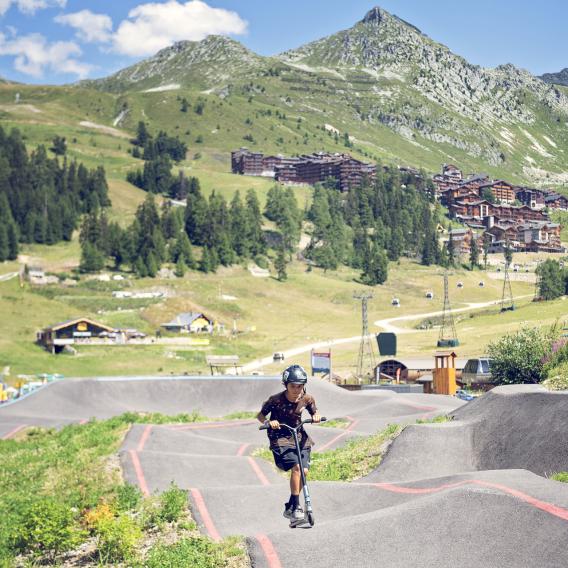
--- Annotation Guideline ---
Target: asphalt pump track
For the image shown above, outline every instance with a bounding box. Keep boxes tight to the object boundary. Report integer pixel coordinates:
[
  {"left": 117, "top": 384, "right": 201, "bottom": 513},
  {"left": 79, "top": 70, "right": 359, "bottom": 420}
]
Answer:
[{"left": 1, "top": 377, "right": 567, "bottom": 567}]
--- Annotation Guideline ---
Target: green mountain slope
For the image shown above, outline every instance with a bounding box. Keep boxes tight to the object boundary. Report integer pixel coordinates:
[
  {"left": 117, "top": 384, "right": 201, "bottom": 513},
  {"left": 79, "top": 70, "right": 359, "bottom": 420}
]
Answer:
[
  {"left": 1, "top": 6, "right": 567, "bottom": 188},
  {"left": 80, "top": 35, "right": 270, "bottom": 93}
]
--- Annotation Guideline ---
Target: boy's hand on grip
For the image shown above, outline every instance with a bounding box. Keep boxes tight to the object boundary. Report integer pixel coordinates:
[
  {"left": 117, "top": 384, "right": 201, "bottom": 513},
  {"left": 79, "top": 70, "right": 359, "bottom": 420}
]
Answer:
[
  {"left": 269, "top": 420, "right": 281, "bottom": 429},
  {"left": 312, "top": 413, "right": 321, "bottom": 423}
]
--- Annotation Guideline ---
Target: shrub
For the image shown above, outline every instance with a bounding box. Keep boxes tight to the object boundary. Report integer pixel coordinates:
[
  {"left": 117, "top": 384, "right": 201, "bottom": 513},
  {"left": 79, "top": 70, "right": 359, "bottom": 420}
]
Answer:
[
  {"left": 144, "top": 537, "right": 227, "bottom": 568},
  {"left": 543, "top": 363, "right": 568, "bottom": 391},
  {"left": 551, "top": 472, "right": 568, "bottom": 483},
  {"left": 17, "top": 499, "right": 83, "bottom": 558},
  {"left": 254, "top": 255, "right": 268, "bottom": 269},
  {"left": 95, "top": 513, "right": 142, "bottom": 563},
  {"left": 115, "top": 483, "right": 143, "bottom": 512},
  {"left": 159, "top": 483, "right": 187, "bottom": 523},
  {"left": 487, "top": 326, "right": 557, "bottom": 385},
  {"left": 83, "top": 501, "right": 115, "bottom": 531}
]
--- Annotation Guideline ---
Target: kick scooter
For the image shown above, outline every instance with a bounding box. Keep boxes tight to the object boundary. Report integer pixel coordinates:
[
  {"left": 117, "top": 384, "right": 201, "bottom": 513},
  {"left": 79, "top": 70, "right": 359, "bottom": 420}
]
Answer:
[{"left": 260, "top": 416, "right": 326, "bottom": 527}]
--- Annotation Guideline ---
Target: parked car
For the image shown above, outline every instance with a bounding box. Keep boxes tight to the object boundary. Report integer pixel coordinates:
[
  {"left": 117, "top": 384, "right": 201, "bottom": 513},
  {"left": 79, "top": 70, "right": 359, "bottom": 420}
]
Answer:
[
  {"left": 456, "top": 389, "right": 475, "bottom": 401},
  {"left": 273, "top": 352, "right": 285, "bottom": 362},
  {"left": 461, "top": 357, "right": 493, "bottom": 386}
]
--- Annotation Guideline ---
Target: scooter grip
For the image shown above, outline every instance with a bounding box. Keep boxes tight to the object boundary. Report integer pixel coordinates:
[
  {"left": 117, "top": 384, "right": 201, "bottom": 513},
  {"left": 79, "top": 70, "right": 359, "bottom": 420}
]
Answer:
[{"left": 259, "top": 424, "right": 269, "bottom": 430}]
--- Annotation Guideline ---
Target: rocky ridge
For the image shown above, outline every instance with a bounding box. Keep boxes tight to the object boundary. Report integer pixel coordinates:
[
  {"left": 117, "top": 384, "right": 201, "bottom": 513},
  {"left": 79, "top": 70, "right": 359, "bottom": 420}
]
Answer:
[
  {"left": 278, "top": 7, "right": 568, "bottom": 126},
  {"left": 540, "top": 68, "right": 568, "bottom": 87}
]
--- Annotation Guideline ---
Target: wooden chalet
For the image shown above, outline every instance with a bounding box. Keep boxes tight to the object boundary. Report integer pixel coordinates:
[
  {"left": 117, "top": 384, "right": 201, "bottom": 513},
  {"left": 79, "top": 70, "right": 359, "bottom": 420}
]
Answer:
[
  {"left": 518, "top": 221, "right": 562, "bottom": 252},
  {"left": 231, "top": 148, "right": 264, "bottom": 176},
  {"left": 544, "top": 193, "right": 568, "bottom": 210},
  {"left": 516, "top": 188, "right": 546, "bottom": 210},
  {"left": 161, "top": 312, "right": 214, "bottom": 333},
  {"left": 447, "top": 228, "right": 478, "bottom": 255},
  {"left": 37, "top": 318, "right": 116, "bottom": 354},
  {"left": 479, "top": 180, "right": 517, "bottom": 204},
  {"left": 442, "top": 164, "right": 463, "bottom": 181}
]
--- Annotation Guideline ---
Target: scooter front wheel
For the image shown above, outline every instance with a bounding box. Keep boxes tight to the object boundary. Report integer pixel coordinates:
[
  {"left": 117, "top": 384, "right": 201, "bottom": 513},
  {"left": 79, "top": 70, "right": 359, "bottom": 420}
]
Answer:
[{"left": 308, "top": 511, "right": 315, "bottom": 526}]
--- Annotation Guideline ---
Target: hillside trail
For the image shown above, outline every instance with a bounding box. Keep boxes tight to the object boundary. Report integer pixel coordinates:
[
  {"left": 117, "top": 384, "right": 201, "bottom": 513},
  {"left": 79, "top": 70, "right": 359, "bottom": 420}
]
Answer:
[{"left": 242, "top": 294, "right": 532, "bottom": 372}]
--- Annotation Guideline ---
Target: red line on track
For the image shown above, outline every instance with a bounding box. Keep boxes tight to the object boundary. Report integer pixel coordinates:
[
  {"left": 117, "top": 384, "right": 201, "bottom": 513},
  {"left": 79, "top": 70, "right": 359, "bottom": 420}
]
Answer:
[
  {"left": 79, "top": 419, "right": 88, "bottom": 425},
  {"left": 237, "top": 443, "right": 250, "bottom": 456},
  {"left": 129, "top": 450, "right": 150, "bottom": 496},
  {"left": 248, "top": 457, "right": 271, "bottom": 485},
  {"left": 2, "top": 424, "right": 26, "bottom": 440},
  {"left": 137, "top": 425, "right": 152, "bottom": 452},
  {"left": 317, "top": 417, "right": 359, "bottom": 452},
  {"left": 374, "top": 479, "right": 568, "bottom": 522},
  {"left": 191, "top": 488, "right": 221, "bottom": 541},
  {"left": 255, "top": 533, "right": 283, "bottom": 568}
]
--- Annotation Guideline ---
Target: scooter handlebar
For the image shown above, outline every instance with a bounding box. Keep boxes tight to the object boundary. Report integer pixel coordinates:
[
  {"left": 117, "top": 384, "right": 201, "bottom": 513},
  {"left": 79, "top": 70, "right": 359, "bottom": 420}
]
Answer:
[
  {"left": 258, "top": 417, "right": 327, "bottom": 430},
  {"left": 302, "top": 416, "right": 327, "bottom": 424}
]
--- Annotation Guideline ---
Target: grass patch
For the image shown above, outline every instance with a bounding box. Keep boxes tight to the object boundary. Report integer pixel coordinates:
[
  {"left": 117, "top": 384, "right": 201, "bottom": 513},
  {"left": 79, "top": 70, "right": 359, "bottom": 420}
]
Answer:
[
  {"left": 551, "top": 472, "right": 568, "bottom": 483},
  {"left": 318, "top": 418, "right": 351, "bottom": 429},
  {"left": 222, "top": 411, "right": 258, "bottom": 420},
  {"left": 0, "top": 413, "right": 249, "bottom": 567},
  {"left": 253, "top": 423, "right": 402, "bottom": 481},
  {"left": 309, "top": 424, "right": 402, "bottom": 481},
  {"left": 415, "top": 415, "right": 452, "bottom": 424}
]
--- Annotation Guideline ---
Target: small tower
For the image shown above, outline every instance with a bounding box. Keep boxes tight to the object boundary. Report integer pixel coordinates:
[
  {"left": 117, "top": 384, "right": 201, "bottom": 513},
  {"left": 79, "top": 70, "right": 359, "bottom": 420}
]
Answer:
[
  {"left": 354, "top": 291, "right": 376, "bottom": 380},
  {"left": 501, "top": 241, "right": 515, "bottom": 312},
  {"left": 437, "top": 270, "right": 459, "bottom": 347}
]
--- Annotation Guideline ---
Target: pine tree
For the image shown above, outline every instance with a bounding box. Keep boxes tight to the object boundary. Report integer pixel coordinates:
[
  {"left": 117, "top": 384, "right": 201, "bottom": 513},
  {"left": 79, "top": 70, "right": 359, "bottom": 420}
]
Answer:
[
  {"left": 134, "top": 121, "right": 150, "bottom": 147},
  {"left": 175, "top": 233, "right": 195, "bottom": 268},
  {"left": 175, "top": 257, "right": 187, "bottom": 277},
  {"left": 6, "top": 222, "right": 18, "bottom": 260},
  {"left": 275, "top": 245, "right": 288, "bottom": 281},
  {"left": 79, "top": 241, "right": 105, "bottom": 273},
  {"left": 536, "top": 259, "right": 564, "bottom": 300},
  {"left": 447, "top": 226, "right": 456, "bottom": 267},
  {"left": 387, "top": 227, "right": 404, "bottom": 261},
  {"left": 313, "top": 242, "right": 337, "bottom": 273},
  {"left": 50, "top": 135, "right": 66, "bottom": 156},
  {"left": 482, "top": 233, "right": 491, "bottom": 270},
  {"left": 199, "top": 246, "right": 212, "bottom": 273},
  {"left": 362, "top": 243, "right": 388, "bottom": 285},
  {"left": 469, "top": 236, "right": 479, "bottom": 270},
  {"left": 0, "top": 225, "right": 8, "bottom": 262},
  {"left": 230, "top": 191, "right": 249, "bottom": 257},
  {"left": 146, "top": 252, "right": 158, "bottom": 277},
  {"left": 245, "top": 189, "right": 266, "bottom": 255},
  {"left": 185, "top": 191, "right": 209, "bottom": 246},
  {"left": 135, "top": 256, "right": 148, "bottom": 277}
]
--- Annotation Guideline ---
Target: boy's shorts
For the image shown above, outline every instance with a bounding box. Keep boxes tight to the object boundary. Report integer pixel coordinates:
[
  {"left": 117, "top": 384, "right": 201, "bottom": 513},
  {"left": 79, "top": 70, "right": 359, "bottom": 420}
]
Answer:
[{"left": 271, "top": 446, "right": 311, "bottom": 472}]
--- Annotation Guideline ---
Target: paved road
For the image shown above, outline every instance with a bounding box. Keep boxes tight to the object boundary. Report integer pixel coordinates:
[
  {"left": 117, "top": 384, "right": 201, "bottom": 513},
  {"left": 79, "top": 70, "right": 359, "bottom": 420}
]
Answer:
[
  {"left": 2, "top": 378, "right": 568, "bottom": 567},
  {"left": 0, "top": 271, "right": 18, "bottom": 282},
  {"left": 242, "top": 295, "right": 532, "bottom": 372}
]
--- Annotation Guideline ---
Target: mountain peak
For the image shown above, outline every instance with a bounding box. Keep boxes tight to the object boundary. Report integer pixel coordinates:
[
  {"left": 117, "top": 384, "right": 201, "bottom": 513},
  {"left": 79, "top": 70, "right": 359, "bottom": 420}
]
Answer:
[{"left": 361, "top": 6, "right": 385, "bottom": 25}]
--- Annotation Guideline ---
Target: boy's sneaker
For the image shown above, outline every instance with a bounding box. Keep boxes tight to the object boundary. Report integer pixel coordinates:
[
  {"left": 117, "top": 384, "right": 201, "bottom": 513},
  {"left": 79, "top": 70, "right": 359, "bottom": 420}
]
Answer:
[
  {"left": 289, "top": 507, "right": 307, "bottom": 527},
  {"left": 283, "top": 504, "right": 295, "bottom": 520}
]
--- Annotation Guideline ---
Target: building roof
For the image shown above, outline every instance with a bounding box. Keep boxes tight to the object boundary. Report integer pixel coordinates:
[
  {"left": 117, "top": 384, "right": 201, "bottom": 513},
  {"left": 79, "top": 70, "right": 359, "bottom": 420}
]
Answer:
[
  {"left": 45, "top": 317, "right": 115, "bottom": 333},
  {"left": 162, "top": 312, "right": 212, "bottom": 327}
]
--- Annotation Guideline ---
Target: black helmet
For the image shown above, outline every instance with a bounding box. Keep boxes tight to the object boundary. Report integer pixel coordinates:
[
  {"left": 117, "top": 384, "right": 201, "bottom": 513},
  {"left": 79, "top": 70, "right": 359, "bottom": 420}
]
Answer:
[{"left": 282, "top": 364, "right": 308, "bottom": 385}]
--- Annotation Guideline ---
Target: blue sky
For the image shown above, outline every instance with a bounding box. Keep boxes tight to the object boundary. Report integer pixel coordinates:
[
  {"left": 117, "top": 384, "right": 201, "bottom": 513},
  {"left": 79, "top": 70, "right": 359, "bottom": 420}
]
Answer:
[{"left": 0, "top": 0, "right": 566, "bottom": 84}]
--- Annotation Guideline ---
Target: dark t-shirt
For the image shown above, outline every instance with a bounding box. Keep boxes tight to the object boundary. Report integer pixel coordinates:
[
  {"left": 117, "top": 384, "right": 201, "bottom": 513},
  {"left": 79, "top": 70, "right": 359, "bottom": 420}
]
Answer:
[{"left": 260, "top": 391, "right": 318, "bottom": 449}]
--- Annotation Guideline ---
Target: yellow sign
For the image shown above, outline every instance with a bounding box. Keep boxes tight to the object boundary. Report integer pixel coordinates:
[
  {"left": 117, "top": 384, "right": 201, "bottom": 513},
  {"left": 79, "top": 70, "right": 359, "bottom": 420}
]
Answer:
[{"left": 77, "top": 322, "right": 87, "bottom": 331}]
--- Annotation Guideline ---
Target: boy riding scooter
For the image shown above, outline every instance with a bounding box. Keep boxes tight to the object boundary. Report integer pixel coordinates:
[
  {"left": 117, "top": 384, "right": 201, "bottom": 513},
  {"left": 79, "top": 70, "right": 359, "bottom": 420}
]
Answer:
[{"left": 257, "top": 365, "right": 322, "bottom": 526}]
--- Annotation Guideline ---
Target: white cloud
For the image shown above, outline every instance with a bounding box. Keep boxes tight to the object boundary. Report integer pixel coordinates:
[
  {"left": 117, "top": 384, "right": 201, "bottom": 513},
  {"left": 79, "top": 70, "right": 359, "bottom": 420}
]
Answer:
[
  {"left": 112, "top": 0, "right": 248, "bottom": 57},
  {"left": 0, "top": 0, "right": 66, "bottom": 16},
  {"left": 0, "top": 32, "right": 92, "bottom": 78},
  {"left": 54, "top": 9, "right": 113, "bottom": 43}
]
